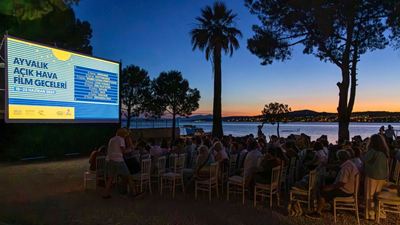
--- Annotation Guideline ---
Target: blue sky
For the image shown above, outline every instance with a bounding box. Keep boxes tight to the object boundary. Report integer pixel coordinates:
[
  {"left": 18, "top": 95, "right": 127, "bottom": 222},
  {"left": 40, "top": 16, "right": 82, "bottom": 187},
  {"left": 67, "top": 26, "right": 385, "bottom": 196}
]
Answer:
[{"left": 74, "top": 0, "right": 400, "bottom": 115}]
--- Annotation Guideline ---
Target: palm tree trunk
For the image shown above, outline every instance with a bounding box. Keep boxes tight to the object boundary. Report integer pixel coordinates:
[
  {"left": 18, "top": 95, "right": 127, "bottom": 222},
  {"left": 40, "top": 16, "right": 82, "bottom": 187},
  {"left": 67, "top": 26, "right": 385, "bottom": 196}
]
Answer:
[{"left": 212, "top": 48, "right": 223, "bottom": 138}]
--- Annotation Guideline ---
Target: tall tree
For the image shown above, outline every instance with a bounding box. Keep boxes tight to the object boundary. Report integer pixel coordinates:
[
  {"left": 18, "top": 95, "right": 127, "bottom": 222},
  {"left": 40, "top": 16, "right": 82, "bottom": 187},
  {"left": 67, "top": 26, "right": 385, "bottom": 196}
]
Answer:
[
  {"left": 190, "top": 2, "right": 242, "bottom": 138},
  {"left": 121, "top": 65, "right": 152, "bottom": 129},
  {"left": 261, "top": 102, "right": 291, "bottom": 138},
  {"left": 246, "top": 0, "right": 400, "bottom": 142},
  {"left": 152, "top": 71, "right": 200, "bottom": 141}
]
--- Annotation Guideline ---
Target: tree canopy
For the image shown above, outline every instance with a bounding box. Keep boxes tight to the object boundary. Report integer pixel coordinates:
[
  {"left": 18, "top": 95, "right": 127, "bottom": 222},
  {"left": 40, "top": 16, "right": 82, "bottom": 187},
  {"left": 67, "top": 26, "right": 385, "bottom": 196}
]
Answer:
[
  {"left": 246, "top": 0, "right": 400, "bottom": 141},
  {"left": 152, "top": 71, "right": 200, "bottom": 140},
  {"left": 261, "top": 102, "right": 291, "bottom": 137},
  {"left": 121, "top": 65, "right": 152, "bottom": 129},
  {"left": 1, "top": 1, "right": 92, "bottom": 54}
]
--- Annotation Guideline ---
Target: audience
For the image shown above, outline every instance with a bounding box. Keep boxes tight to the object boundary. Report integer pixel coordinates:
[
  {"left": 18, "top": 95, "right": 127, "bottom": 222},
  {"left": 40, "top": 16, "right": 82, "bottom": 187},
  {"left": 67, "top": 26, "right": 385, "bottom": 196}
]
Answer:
[{"left": 92, "top": 125, "right": 400, "bottom": 223}]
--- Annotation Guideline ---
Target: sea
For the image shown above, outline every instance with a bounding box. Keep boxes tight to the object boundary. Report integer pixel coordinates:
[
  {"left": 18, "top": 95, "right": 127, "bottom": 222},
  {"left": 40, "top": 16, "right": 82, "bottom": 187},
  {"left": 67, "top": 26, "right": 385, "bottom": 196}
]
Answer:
[{"left": 178, "top": 122, "right": 400, "bottom": 143}]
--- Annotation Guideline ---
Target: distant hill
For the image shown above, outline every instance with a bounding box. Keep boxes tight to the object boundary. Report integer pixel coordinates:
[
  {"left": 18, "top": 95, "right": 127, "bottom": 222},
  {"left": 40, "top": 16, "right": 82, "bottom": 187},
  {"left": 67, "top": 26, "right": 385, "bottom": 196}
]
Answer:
[{"left": 180, "top": 110, "right": 400, "bottom": 123}]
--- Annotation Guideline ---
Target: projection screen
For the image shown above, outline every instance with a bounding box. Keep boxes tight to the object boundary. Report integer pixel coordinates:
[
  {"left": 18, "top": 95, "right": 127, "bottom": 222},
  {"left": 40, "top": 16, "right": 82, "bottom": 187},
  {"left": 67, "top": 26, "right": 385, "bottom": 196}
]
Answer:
[{"left": 4, "top": 36, "right": 120, "bottom": 123}]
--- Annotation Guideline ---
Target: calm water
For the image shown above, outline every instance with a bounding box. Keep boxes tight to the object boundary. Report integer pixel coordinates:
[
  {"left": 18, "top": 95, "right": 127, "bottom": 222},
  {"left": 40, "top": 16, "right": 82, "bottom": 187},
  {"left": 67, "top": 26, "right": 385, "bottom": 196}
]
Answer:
[{"left": 179, "top": 122, "right": 400, "bottom": 143}]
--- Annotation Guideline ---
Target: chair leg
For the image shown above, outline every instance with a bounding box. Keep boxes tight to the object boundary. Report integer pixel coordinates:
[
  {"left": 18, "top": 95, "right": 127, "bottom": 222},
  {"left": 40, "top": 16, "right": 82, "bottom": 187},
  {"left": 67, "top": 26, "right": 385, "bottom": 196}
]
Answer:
[
  {"left": 270, "top": 190, "right": 273, "bottom": 208},
  {"left": 216, "top": 182, "right": 219, "bottom": 198},
  {"left": 149, "top": 178, "right": 152, "bottom": 194},
  {"left": 254, "top": 187, "right": 257, "bottom": 207},
  {"left": 181, "top": 177, "right": 185, "bottom": 194},
  {"left": 334, "top": 201, "right": 337, "bottom": 223},
  {"left": 356, "top": 204, "right": 360, "bottom": 225},
  {"left": 173, "top": 179, "right": 176, "bottom": 199},
  {"left": 160, "top": 177, "right": 163, "bottom": 195},
  {"left": 227, "top": 182, "right": 230, "bottom": 201},
  {"left": 209, "top": 183, "right": 212, "bottom": 202},
  {"left": 84, "top": 174, "right": 87, "bottom": 190},
  {"left": 277, "top": 191, "right": 280, "bottom": 207},
  {"left": 377, "top": 201, "right": 380, "bottom": 224},
  {"left": 140, "top": 179, "right": 143, "bottom": 193},
  {"left": 242, "top": 185, "right": 245, "bottom": 205},
  {"left": 195, "top": 181, "right": 198, "bottom": 200}
]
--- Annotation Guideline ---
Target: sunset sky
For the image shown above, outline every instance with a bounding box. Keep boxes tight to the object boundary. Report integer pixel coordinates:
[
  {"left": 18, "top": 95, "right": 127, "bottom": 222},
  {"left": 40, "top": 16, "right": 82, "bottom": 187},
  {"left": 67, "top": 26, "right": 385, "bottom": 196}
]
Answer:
[{"left": 74, "top": 0, "right": 400, "bottom": 116}]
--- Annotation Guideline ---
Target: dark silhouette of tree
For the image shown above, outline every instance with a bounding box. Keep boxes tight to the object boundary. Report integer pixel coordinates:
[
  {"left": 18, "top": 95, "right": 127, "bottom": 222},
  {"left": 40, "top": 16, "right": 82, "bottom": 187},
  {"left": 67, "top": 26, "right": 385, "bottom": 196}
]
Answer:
[
  {"left": 246, "top": 0, "right": 400, "bottom": 142},
  {"left": 261, "top": 102, "right": 291, "bottom": 138},
  {"left": 0, "top": 0, "right": 78, "bottom": 21},
  {"left": 121, "top": 65, "right": 152, "bottom": 129},
  {"left": 152, "top": 71, "right": 200, "bottom": 141},
  {"left": 190, "top": 2, "right": 242, "bottom": 138},
  {"left": 1, "top": 2, "right": 92, "bottom": 54}
]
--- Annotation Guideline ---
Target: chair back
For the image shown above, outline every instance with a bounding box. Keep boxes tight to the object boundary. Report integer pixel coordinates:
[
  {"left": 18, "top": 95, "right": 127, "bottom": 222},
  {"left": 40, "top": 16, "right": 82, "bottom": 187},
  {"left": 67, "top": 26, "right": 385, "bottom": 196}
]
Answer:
[
  {"left": 271, "top": 166, "right": 281, "bottom": 187},
  {"left": 209, "top": 162, "right": 219, "bottom": 180},
  {"left": 279, "top": 161, "right": 287, "bottom": 185},
  {"left": 96, "top": 156, "right": 106, "bottom": 176},
  {"left": 157, "top": 156, "right": 167, "bottom": 175},
  {"left": 288, "top": 157, "right": 297, "bottom": 185},
  {"left": 141, "top": 158, "right": 152, "bottom": 177},
  {"left": 308, "top": 169, "right": 318, "bottom": 193},
  {"left": 174, "top": 154, "right": 186, "bottom": 174},
  {"left": 229, "top": 154, "right": 238, "bottom": 175}
]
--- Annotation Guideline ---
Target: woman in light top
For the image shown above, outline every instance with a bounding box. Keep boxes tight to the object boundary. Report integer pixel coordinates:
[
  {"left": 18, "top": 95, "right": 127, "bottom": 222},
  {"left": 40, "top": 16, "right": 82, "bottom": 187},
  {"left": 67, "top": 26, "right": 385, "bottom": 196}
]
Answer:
[{"left": 363, "top": 134, "right": 389, "bottom": 220}]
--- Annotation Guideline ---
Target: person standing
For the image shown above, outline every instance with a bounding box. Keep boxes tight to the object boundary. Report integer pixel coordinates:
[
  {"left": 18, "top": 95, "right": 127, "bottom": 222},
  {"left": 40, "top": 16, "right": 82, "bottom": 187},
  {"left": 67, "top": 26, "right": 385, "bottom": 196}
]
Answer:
[
  {"left": 363, "top": 134, "right": 389, "bottom": 220},
  {"left": 385, "top": 125, "right": 396, "bottom": 144},
  {"left": 103, "top": 128, "right": 133, "bottom": 199}
]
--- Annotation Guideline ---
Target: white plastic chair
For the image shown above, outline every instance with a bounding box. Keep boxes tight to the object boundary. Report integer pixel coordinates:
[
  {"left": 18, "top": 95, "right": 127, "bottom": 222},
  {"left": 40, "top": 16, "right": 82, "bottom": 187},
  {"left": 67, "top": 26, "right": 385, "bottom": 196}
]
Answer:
[
  {"left": 254, "top": 165, "right": 281, "bottom": 207},
  {"left": 289, "top": 169, "right": 317, "bottom": 210},
  {"left": 333, "top": 173, "right": 360, "bottom": 225},
  {"left": 195, "top": 162, "right": 219, "bottom": 202},
  {"left": 161, "top": 154, "right": 185, "bottom": 198},
  {"left": 131, "top": 158, "right": 152, "bottom": 194}
]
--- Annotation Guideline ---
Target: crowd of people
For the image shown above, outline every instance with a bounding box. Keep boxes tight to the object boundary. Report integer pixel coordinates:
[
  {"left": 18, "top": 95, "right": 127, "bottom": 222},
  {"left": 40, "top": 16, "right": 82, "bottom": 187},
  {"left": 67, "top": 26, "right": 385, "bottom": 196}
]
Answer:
[{"left": 88, "top": 125, "right": 400, "bottom": 221}]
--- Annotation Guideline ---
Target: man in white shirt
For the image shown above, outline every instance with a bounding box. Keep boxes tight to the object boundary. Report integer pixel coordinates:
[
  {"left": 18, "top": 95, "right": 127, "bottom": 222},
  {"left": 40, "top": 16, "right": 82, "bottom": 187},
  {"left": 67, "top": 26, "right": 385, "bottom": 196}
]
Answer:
[
  {"left": 243, "top": 138, "right": 263, "bottom": 180},
  {"left": 103, "top": 128, "right": 131, "bottom": 199},
  {"left": 307, "top": 150, "right": 359, "bottom": 219}
]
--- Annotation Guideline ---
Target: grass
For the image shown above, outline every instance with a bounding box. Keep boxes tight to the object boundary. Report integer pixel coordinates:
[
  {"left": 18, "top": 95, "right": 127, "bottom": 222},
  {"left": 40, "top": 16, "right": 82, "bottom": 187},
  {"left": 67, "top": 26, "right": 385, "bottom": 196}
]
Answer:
[{"left": 0, "top": 158, "right": 396, "bottom": 225}]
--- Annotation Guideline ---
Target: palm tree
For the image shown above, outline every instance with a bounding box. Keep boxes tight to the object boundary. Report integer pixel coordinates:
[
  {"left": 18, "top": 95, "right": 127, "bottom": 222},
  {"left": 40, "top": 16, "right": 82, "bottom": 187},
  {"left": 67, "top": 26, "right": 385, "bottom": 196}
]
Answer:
[{"left": 190, "top": 2, "right": 242, "bottom": 138}]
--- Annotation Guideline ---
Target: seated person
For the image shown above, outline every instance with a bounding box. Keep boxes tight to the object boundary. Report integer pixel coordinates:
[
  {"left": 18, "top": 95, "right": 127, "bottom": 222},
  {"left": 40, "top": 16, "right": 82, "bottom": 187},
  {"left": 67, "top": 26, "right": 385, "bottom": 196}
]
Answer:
[
  {"left": 89, "top": 145, "right": 106, "bottom": 171},
  {"left": 213, "top": 141, "right": 229, "bottom": 162},
  {"left": 194, "top": 145, "right": 215, "bottom": 180},
  {"left": 243, "top": 138, "right": 262, "bottom": 184},
  {"left": 252, "top": 153, "right": 281, "bottom": 185},
  {"left": 306, "top": 150, "right": 359, "bottom": 219}
]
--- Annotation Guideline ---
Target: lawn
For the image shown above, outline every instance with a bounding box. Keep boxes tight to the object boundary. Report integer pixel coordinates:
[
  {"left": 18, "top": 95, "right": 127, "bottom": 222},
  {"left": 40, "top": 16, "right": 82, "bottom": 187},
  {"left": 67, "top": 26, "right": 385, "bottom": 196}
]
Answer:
[{"left": 0, "top": 158, "right": 393, "bottom": 225}]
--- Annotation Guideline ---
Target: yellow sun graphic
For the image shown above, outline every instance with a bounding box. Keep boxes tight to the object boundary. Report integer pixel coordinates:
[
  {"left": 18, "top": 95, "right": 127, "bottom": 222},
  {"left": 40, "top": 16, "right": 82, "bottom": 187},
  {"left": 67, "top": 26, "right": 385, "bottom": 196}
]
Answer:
[{"left": 51, "top": 49, "right": 72, "bottom": 61}]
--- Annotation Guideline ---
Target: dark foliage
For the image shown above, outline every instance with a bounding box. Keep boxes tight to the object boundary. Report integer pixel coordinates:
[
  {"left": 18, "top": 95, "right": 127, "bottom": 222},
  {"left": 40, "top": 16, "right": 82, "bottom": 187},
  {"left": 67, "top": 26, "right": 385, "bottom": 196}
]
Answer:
[
  {"left": 151, "top": 71, "right": 200, "bottom": 141},
  {"left": 246, "top": 0, "right": 400, "bottom": 141}
]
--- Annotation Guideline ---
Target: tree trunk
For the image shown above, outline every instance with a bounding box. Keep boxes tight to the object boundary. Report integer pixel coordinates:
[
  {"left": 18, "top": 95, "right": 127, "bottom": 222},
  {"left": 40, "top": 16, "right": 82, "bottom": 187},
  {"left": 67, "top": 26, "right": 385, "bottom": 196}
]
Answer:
[
  {"left": 212, "top": 48, "right": 223, "bottom": 138},
  {"left": 172, "top": 112, "right": 176, "bottom": 142},
  {"left": 337, "top": 68, "right": 350, "bottom": 142},
  {"left": 277, "top": 122, "right": 280, "bottom": 138}
]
